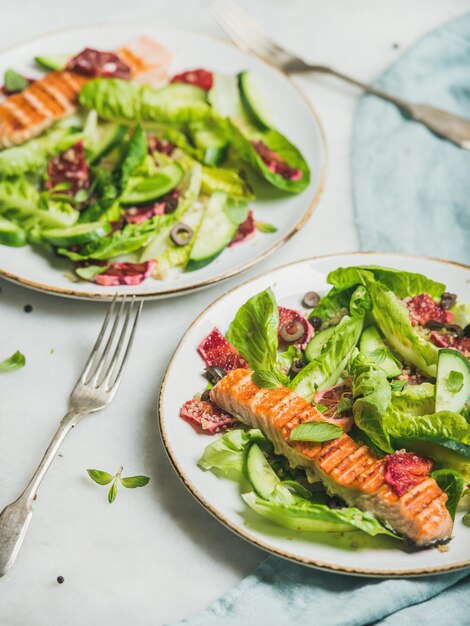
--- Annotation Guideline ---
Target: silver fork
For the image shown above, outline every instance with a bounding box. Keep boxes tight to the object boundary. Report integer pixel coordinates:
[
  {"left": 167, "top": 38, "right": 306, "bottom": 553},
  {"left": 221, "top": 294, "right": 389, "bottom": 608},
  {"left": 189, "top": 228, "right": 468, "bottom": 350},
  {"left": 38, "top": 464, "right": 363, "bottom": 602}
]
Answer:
[
  {"left": 207, "top": 0, "right": 470, "bottom": 149},
  {"left": 0, "top": 295, "right": 143, "bottom": 577}
]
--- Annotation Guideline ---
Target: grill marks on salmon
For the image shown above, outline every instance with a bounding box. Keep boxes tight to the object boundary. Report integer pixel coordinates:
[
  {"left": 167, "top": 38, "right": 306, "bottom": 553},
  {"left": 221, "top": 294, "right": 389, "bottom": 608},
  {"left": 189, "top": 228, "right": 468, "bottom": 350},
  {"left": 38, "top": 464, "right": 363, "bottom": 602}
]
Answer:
[
  {"left": 0, "top": 71, "right": 87, "bottom": 148},
  {"left": 0, "top": 36, "right": 172, "bottom": 148},
  {"left": 210, "top": 368, "right": 453, "bottom": 546}
]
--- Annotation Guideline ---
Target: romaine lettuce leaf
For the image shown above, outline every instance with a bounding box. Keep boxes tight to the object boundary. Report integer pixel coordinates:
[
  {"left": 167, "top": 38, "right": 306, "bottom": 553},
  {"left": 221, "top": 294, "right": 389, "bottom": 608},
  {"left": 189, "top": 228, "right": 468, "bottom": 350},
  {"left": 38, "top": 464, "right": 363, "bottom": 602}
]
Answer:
[
  {"left": 0, "top": 350, "right": 25, "bottom": 371},
  {"left": 291, "top": 315, "right": 363, "bottom": 400},
  {"left": 80, "top": 79, "right": 211, "bottom": 125},
  {"left": 349, "top": 352, "right": 393, "bottom": 453},
  {"left": 368, "top": 281, "right": 438, "bottom": 376},
  {"left": 384, "top": 406, "right": 470, "bottom": 479},
  {"left": 226, "top": 288, "right": 279, "bottom": 371},
  {"left": 327, "top": 265, "right": 445, "bottom": 298},
  {"left": 431, "top": 469, "right": 466, "bottom": 519},
  {"left": 79, "top": 78, "right": 142, "bottom": 121},
  {"left": 0, "top": 126, "right": 80, "bottom": 177},
  {"left": 242, "top": 492, "right": 397, "bottom": 537},
  {"left": 198, "top": 428, "right": 268, "bottom": 477},
  {"left": 0, "top": 180, "right": 79, "bottom": 232},
  {"left": 220, "top": 118, "right": 310, "bottom": 193},
  {"left": 387, "top": 383, "right": 436, "bottom": 416}
]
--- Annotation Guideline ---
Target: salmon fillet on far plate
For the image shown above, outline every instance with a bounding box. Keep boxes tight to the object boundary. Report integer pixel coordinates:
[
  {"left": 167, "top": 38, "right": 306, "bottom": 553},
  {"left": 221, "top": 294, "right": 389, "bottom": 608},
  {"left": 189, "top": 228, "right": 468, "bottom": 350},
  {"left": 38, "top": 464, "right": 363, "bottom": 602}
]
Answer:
[
  {"left": 210, "top": 368, "right": 453, "bottom": 546},
  {"left": 0, "top": 36, "right": 172, "bottom": 148}
]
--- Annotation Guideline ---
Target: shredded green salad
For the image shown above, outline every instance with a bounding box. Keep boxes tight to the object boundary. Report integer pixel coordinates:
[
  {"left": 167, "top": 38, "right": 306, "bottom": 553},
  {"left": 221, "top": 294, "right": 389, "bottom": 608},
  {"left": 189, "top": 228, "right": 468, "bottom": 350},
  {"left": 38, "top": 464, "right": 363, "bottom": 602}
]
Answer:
[
  {"left": 0, "top": 50, "right": 311, "bottom": 286},
  {"left": 189, "top": 265, "right": 470, "bottom": 541}
]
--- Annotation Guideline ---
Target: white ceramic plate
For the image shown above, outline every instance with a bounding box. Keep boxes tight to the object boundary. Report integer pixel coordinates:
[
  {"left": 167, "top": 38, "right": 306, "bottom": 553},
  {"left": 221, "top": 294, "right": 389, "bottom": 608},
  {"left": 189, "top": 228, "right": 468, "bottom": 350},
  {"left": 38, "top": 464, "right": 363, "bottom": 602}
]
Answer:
[
  {"left": 160, "top": 252, "right": 470, "bottom": 576},
  {"left": 0, "top": 24, "right": 326, "bottom": 301}
]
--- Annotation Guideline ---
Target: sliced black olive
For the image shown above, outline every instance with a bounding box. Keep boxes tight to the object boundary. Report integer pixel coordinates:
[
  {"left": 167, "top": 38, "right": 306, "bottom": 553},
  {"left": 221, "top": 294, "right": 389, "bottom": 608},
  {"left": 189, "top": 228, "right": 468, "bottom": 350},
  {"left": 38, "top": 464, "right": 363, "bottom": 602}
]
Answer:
[
  {"left": 164, "top": 195, "right": 179, "bottom": 214},
  {"left": 309, "top": 315, "right": 322, "bottom": 331},
  {"left": 290, "top": 359, "right": 306, "bottom": 375},
  {"left": 464, "top": 324, "right": 470, "bottom": 338},
  {"left": 170, "top": 223, "right": 193, "bottom": 246},
  {"left": 204, "top": 365, "right": 227, "bottom": 384},
  {"left": 279, "top": 320, "right": 305, "bottom": 343},
  {"left": 200, "top": 389, "right": 211, "bottom": 402},
  {"left": 445, "top": 324, "right": 464, "bottom": 339},
  {"left": 424, "top": 320, "right": 446, "bottom": 330},
  {"left": 302, "top": 291, "right": 320, "bottom": 308},
  {"left": 440, "top": 292, "right": 457, "bottom": 310}
]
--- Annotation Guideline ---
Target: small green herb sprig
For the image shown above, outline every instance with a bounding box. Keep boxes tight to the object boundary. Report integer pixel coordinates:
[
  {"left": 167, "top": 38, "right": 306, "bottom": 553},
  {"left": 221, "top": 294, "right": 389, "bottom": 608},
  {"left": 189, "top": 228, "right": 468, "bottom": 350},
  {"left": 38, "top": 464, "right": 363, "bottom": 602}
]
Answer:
[{"left": 87, "top": 466, "right": 150, "bottom": 503}]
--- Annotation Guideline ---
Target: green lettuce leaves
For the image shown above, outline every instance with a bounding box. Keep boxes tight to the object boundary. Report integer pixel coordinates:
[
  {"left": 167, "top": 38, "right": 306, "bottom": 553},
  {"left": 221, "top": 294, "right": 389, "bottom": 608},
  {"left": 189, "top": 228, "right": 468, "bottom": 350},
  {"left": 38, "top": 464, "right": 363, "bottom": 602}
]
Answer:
[
  {"left": 198, "top": 428, "right": 268, "bottom": 477},
  {"left": 291, "top": 315, "right": 363, "bottom": 401},
  {"left": 367, "top": 281, "right": 438, "bottom": 376},
  {"left": 227, "top": 288, "right": 279, "bottom": 371},
  {"left": 349, "top": 352, "right": 393, "bottom": 453},
  {"left": 242, "top": 492, "right": 397, "bottom": 537},
  {"left": 431, "top": 469, "right": 466, "bottom": 519},
  {"left": 220, "top": 119, "right": 310, "bottom": 193}
]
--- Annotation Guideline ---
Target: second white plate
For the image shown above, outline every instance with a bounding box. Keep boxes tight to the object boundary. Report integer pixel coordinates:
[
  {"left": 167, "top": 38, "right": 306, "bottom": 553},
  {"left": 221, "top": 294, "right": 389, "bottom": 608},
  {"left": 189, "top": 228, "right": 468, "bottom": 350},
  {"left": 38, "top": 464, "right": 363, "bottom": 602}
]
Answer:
[
  {"left": 0, "top": 24, "right": 326, "bottom": 300},
  {"left": 159, "top": 252, "right": 470, "bottom": 576}
]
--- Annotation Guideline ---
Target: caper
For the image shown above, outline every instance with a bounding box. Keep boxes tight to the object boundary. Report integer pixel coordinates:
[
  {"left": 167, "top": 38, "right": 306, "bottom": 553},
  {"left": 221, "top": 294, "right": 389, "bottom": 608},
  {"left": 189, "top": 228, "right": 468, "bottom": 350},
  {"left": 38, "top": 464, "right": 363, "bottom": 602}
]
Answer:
[
  {"left": 302, "top": 291, "right": 320, "bottom": 308},
  {"left": 290, "top": 359, "right": 306, "bottom": 375},
  {"left": 279, "top": 320, "right": 304, "bottom": 343},
  {"left": 204, "top": 365, "right": 227, "bottom": 384},
  {"left": 309, "top": 315, "right": 322, "bottom": 331},
  {"left": 439, "top": 292, "right": 457, "bottom": 310},
  {"left": 170, "top": 223, "right": 193, "bottom": 246}
]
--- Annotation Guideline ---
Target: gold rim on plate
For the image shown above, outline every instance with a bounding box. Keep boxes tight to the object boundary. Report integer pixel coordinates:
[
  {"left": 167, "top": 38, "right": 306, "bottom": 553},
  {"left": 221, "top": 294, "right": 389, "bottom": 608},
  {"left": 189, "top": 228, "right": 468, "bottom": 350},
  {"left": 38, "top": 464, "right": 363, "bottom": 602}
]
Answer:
[
  {"left": 0, "top": 23, "right": 327, "bottom": 301},
  {"left": 159, "top": 251, "right": 470, "bottom": 577}
]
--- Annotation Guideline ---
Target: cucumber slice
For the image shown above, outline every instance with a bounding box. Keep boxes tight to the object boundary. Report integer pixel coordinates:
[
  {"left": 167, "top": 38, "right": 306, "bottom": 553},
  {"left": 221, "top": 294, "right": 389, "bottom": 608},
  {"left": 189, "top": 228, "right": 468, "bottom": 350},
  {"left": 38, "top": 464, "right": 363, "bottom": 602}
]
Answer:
[
  {"left": 42, "top": 221, "right": 112, "bottom": 247},
  {"left": 0, "top": 217, "right": 26, "bottom": 247},
  {"left": 186, "top": 191, "right": 246, "bottom": 272},
  {"left": 238, "top": 70, "right": 276, "bottom": 129},
  {"left": 188, "top": 121, "right": 227, "bottom": 166},
  {"left": 89, "top": 123, "right": 127, "bottom": 164},
  {"left": 359, "top": 325, "right": 402, "bottom": 377},
  {"left": 121, "top": 163, "right": 184, "bottom": 206},
  {"left": 35, "top": 54, "right": 71, "bottom": 71},
  {"left": 304, "top": 327, "right": 336, "bottom": 362},
  {"left": 435, "top": 348, "right": 470, "bottom": 414},
  {"left": 245, "top": 443, "right": 279, "bottom": 499}
]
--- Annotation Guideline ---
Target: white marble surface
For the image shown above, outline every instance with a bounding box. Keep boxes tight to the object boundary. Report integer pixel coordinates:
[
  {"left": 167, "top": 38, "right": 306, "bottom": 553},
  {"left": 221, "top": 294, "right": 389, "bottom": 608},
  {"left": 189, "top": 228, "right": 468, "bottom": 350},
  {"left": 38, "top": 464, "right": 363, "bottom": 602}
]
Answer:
[{"left": 0, "top": 1, "right": 468, "bottom": 624}]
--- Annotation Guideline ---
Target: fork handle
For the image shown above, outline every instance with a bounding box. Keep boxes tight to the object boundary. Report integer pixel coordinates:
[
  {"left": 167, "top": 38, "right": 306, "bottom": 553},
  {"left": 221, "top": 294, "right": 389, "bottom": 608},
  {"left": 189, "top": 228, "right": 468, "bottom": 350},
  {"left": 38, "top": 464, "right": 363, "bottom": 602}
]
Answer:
[
  {"left": 0, "top": 409, "right": 84, "bottom": 577},
  {"left": 287, "top": 61, "right": 470, "bottom": 149}
]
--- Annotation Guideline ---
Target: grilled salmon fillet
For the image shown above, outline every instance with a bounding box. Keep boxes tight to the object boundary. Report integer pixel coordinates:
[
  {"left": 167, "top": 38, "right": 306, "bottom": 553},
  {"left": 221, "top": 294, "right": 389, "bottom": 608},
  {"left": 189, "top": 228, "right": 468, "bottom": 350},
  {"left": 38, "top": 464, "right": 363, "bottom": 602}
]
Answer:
[
  {"left": 210, "top": 368, "right": 453, "bottom": 546},
  {"left": 0, "top": 36, "right": 172, "bottom": 148}
]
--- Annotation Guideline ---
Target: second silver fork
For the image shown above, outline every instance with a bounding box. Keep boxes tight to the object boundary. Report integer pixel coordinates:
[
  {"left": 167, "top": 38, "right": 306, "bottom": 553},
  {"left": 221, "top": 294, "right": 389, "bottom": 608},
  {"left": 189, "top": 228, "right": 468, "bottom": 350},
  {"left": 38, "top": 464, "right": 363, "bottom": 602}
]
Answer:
[
  {"left": 208, "top": 0, "right": 470, "bottom": 149},
  {"left": 0, "top": 295, "right": 143, "bottom": 577}
]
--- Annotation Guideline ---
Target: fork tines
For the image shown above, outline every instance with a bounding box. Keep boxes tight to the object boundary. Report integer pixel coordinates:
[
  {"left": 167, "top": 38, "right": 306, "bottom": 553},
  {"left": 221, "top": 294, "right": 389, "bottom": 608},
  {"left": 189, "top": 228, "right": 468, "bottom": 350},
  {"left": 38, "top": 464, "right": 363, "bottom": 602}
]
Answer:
[{"left": 80, "top": 295, "right": 143, "bottom": 393}]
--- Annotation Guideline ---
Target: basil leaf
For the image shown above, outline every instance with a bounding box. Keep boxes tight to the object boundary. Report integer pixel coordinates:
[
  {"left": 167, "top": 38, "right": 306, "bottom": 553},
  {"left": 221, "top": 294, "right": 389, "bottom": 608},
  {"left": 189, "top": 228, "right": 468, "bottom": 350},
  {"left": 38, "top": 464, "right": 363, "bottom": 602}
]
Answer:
[
  {"left": 255, "top": 221, "right": 278, "bottom": 234},
  {"left": 290, "top": 422, "right": 343, "bottom": 442},
  {"left": 121, "top": 475, "right": 150, "bottom": 489},
  {"left": 0, "top": 350, "right": 26, "bottom": 371},
  {"left": 4, "top": 69, "right": 29, "bottom": 93},
  {"left": 87, "top": 469, "right": 114, "bottom": 485},
  {"left": 447, "top": 370, "right": 464, "bottom": 393},
  {"left": 252, "top": 370, "right": 283, "bottom": 390},
  {"left": 313, "top": 402, "right": 327, "bottom": 413},
  {"left": 337, "top": 395, "right": 353, "bottom": 413},
  {"left": 108, "top": 481, "right": 118, "bottom": 503},
  {"left": 431, "top": 469, "right": 465, "bottom": 520}
]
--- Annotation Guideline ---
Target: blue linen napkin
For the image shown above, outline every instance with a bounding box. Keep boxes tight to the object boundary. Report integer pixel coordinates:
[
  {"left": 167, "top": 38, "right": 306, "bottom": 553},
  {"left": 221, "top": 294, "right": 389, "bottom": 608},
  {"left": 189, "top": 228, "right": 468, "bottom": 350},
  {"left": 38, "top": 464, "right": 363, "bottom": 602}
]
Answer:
[
  {"left": 353, "top": 13, "right": 470, "bottom": 265},
  {"left": 170, "top": 14, "right": 470, "bottom": 626}
]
